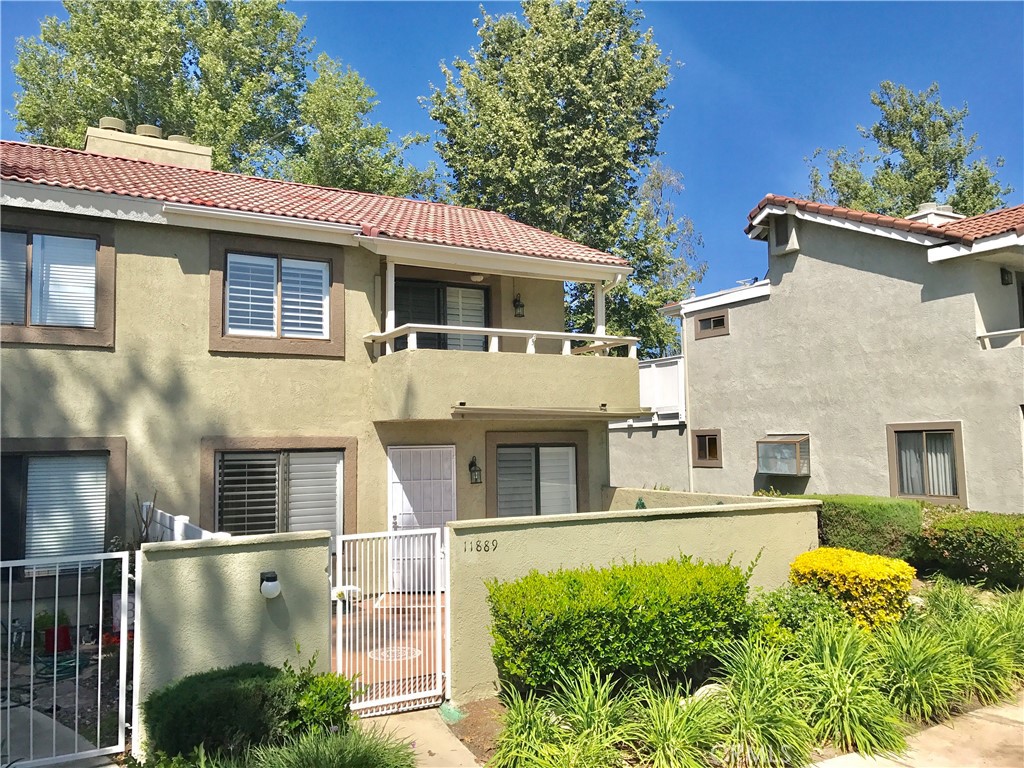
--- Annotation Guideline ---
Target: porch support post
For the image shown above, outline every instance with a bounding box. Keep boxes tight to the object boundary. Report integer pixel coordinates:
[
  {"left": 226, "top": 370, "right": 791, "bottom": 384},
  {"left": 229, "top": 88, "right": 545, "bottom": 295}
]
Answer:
[
  {"left": 385, "top": 259, "right": 396, "bottom": 354},
  {"left": 594, "top": 280, "right": 606, "bottom": 336}
]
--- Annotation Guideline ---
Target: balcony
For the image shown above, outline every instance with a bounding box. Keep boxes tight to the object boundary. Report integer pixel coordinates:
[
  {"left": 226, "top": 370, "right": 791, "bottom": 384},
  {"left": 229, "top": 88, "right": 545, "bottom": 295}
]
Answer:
[
  {"left": 365, "top": 324, "right": 643, "bottom": 422},
  {"left": 978, "top": 327, "right": 1024, "bottom": 349}
]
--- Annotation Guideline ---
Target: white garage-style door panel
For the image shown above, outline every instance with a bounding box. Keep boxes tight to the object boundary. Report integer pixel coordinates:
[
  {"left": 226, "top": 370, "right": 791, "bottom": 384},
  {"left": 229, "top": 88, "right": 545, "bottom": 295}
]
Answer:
[
  {"left": 286, "top": 451, "right": 343, "bottom": 534},
  {"left": 388, "top": 446, "right": 456, "bottom": 531}
]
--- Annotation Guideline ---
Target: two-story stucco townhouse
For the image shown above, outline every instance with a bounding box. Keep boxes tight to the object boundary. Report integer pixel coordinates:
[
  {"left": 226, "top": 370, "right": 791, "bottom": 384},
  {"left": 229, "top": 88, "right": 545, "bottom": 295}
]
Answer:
[
  {"left": 611, "top": 195, "right": 1024, "bottom": 514},
  {"left": 0, "top": 123, "right": 646, "bottom": 566}
]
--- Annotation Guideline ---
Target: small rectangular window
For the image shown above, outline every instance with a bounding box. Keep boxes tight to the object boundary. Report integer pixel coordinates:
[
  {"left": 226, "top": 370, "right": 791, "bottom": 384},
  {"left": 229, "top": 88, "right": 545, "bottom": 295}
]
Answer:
[
  {"left": 692, "top": 429, "right": 723, "bottom": 468},
  {"left": 225, "top": 252, "right": 330, "bottom": 339},
  {"left": 694, "top": 309, "right": 729, "bottom": 340},
  {"left": 1, "top": 231, "right": 28, "bottom": 324}
]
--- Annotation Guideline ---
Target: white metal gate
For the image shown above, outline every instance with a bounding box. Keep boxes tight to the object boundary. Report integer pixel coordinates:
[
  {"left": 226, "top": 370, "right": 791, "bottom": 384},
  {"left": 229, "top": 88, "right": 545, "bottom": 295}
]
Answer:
[
  {"left": 333, "top": 529, "right": 445, "bottom": 716},
  {"left": 2, "top": 552, "right": 131, "bottom": 767}
]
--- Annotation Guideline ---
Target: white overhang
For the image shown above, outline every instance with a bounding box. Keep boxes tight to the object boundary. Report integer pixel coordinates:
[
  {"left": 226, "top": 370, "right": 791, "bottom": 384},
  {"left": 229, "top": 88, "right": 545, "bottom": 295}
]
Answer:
[
  {"left": 662, "top": 279, "right": 771, "bottom": 317},
  {"left": 748, "top": 203, "right": 947, "bottom": 246},
  {"left": 928, "top": 230, "right": 1024, "bottom": 264}
]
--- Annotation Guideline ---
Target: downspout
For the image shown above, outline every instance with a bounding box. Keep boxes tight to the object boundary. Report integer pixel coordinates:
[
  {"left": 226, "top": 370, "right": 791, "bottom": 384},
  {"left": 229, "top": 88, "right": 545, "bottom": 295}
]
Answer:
[{"left": 680, "top": 309, "right": 695, "bottom": 492}]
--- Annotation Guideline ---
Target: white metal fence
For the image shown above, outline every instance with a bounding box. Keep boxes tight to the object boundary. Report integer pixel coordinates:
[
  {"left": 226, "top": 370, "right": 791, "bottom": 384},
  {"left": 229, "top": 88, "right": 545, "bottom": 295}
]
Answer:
[
  {"left": 334, "top": 529, "right": 445, "bottom": 716},
  {"left": 2, "top": 551, "right": 131, "bottom": 767}
]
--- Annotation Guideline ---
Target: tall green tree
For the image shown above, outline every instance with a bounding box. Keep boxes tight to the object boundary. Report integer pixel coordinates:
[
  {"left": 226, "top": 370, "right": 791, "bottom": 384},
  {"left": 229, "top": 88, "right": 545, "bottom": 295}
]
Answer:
[
  {"left": 428, "top": 0, "right": 703, "bottom": 357},
  {"left": 806, "top": 81, "right": 1012, "bottom": 218},
  {"left": 13, "top": 0, "right": 434, "bottom": 194},
  {"left": 288, "top": 54, "right": 437, "bottom": 198}
]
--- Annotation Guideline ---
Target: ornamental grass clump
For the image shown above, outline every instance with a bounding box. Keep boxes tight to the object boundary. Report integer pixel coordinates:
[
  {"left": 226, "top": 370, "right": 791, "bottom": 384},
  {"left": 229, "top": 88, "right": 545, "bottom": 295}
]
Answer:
[
  {"left": 790, "top": 547, "right": 914, "bottom": 628},
  {"left": 630, "top": 679, "right": 728, "bottom": 768},
  {"left": 797, "top": 621, "right": 907, "bottom": 756},
  {"left": 714, "top": 637, "right": 814, "bottom": 768}
]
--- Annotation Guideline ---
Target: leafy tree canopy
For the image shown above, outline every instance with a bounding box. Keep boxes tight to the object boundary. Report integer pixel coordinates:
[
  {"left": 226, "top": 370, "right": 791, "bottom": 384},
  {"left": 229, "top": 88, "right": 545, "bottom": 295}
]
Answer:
[
  {"left": 806, "top": 81, "right": 1012, "bottom": 218},
  {"left": 428, "top": 0, "right": 703, "bottom": 357},
  {"left": 13, "top": 0, "right": 431, "bottom": 196}
]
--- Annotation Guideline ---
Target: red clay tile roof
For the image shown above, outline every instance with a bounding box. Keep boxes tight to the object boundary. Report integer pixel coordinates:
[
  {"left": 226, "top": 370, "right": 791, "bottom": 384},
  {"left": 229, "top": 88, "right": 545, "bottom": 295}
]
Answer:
[
  {"left": 937, "top": 204, "right": 1024, "bottom": 244},
  {"left": 745, "top": 193, "right": 1024, "bottom": 246},
  {"left": 0, "top": 140, "right": 626, "bottom": 268}
]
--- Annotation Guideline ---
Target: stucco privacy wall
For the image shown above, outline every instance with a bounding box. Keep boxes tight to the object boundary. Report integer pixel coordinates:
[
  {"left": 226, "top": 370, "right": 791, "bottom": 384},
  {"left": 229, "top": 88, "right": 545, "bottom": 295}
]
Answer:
[
  {"left": 685, "top": 219, "right": 1024, "bottom": 513},
  {"left": 446, "top": 495, "right": 819, "bottom": 703},
  {"left": 609, "top": 425, "right": 691, "bottom": 491},
  {"left": 134, "top": 531, "right": 331, "bottom": 750}
]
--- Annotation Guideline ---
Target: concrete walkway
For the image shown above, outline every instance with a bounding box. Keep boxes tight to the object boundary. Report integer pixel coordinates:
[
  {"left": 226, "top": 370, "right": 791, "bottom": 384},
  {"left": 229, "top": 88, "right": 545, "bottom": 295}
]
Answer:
[
  {"left": 2, "top": 703, "right": 115, "bottom": 766},
  {"left": 363, "top": 708, "right": 481, "bottom": 767},
  {"left": 816, "top": 692, "right": 1024, "bottom": 768}
]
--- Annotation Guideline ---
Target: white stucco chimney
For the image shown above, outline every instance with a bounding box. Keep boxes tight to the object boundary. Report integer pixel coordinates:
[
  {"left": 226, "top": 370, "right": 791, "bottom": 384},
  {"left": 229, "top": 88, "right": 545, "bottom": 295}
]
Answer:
[
  {"left": 905, "top": 201, "right": 966, "bottom": 225},
  {"left": 84, "top": 118, "right": 212, "bottom": 170}
]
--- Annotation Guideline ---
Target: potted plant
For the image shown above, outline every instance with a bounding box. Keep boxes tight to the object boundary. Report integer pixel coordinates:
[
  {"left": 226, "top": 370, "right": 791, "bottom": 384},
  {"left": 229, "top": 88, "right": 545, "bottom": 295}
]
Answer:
[{"left": 35, "top": 608, "right": 72, "bottom": 653}]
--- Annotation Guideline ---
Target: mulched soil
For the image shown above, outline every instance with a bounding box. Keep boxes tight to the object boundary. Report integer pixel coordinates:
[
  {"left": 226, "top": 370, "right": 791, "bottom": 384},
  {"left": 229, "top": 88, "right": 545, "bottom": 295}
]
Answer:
[{"left": 448, "top": 697, "right": 506, "bottom": 765}]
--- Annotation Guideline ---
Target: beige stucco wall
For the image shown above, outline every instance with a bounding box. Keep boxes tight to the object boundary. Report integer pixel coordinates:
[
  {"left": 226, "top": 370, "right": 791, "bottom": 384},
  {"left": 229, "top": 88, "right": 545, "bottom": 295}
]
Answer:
[
  {"left": 609, "top": 424, "right": 691, "bottom": 491},
  {"left": 134, "top": 531, "right": 331, "bottom": 748},
  {"left": 446, "top": 497, "right": 819, "bottom": 703},
  {"left": 1, "top": 214, "right": 635, "bottom": 536},
  {"left": 685, "top": 219, "right": 1024, "bottom": 514}
]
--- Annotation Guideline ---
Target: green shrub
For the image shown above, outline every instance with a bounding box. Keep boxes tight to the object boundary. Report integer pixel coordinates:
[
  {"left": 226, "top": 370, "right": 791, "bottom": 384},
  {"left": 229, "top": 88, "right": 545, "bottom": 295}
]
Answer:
[
  {"left": 797, "top": 495, "right": 922, "bottom": 560},
  {"left": 750, "top": 584, "right": 848, "bottom": 644},
  {"left": 798, "top": 621, "right": 906, "bottom": 756},
  {"left": 871, "top": 622, "right": 970, "bottom": 723},
  {"left": 244, "top": 727, "right": 415, "bottom": 768},
  {"left": 142, "top": 663, "right": 291, "bottom": 757},
  {"left": 142, "top": 658, "right": 355, "bottom": 758},
  {"left": 487, "top": 557, "right": 752, "bottom": 689},
  {"left": 714, "top": 637, "right": 814, "bottom": 768},
  {"left": 918, "top": 510, "right": 1024, "bottom": 587}
]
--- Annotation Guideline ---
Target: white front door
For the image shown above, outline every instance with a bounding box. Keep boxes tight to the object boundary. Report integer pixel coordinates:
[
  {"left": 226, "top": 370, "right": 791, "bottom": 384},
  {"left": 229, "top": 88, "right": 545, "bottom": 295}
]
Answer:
[{"left": 387, "top": 446, "right": 456, "bottom": 591}]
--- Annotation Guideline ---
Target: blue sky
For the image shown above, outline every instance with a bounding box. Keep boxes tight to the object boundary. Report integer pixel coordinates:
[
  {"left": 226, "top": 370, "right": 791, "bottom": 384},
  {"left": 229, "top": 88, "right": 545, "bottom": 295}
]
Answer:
[{"left": 2, "top": 1, "right": 1022, "bottom": 294}]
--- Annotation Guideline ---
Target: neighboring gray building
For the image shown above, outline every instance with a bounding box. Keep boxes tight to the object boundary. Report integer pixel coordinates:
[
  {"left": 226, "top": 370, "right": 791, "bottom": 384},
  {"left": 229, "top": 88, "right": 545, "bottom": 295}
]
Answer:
[{"left": 611, "top": 196, "right": 1024, "bottom": 514}]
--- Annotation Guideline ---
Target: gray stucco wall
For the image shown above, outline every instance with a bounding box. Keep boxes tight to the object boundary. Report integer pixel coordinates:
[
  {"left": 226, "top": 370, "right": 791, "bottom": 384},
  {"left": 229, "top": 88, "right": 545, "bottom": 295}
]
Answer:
[
  {"left": 608, "top": 423, "right": 690, "bottom": 491},
  {"left": 685, "top": 218, "right": 1024, "bottom": 514}
]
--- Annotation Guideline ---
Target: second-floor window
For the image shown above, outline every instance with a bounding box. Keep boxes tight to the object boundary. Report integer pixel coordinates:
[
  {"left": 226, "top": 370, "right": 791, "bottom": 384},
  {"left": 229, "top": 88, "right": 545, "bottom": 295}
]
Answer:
[
  {"left": 395, "top": 279, "right": 487, "bottom": 351},
  {"left": 1, "top": 230, "right": 98, "bottom": 328},
  {"left": 225, "top": 252, "right": 330, "bottom": 339}
]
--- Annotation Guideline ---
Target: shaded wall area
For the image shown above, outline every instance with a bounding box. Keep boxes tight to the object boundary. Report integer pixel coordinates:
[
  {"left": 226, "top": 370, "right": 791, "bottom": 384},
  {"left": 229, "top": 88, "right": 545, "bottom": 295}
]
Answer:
[{"left": 446, "top": 489, "right": 819, "bottom": 703}]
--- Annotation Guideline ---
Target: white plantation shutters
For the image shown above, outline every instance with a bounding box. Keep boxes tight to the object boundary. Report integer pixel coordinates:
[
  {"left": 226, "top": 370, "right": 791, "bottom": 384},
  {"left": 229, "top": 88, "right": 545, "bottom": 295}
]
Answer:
[
  {"left": 226, "top": 253, "right": 277, "bottom": 336},
  {"left": 281, "top": 259, "right": 329, "bottom": 338},
  {"left": 496, "top": 447, "right": 537, "bottom": 517},
  {"left": 1, "top": 231, "right": 27, "bottom": 324},
  {"left": 25, "top": 455, "right": 107, "bottom": 559},
  {"left": 216, "top": 451, "right": 343, "bottom": 536},
  {"left": 445, "top": 286, "right": 486, "bottom": 351},
  {"left": 539, "top": 447, "right": 577, "bottom": 516},
  {"left": 217, "top": 453, "right": 281, "bottom": 535},
  {"left": 31, "top": 234, "right": 97, "bottom": 327},
  {"left": 286, "top": 452, "right": 342, "bottom": 534}
]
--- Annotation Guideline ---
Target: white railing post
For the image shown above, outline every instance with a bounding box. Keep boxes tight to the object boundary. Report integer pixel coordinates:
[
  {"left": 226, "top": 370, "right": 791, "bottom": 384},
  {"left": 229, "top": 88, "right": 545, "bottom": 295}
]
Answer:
[
  {"left": 488, "top": 335, "right": 500, "bottom": 352},
  {"left": 629, "top": 341, "right": 638, "bottom": 359},
  {"left": 594, "top": 280, "right": 606, "bottom": 337},
  {"left": 526, "top": 335, "right": 536, "bottom": 354},
  {"left": 561, "top": 338, "right": 571, "bottom": 355},
  {"left": 384, "top": 260, "right": 396, "bottom": 355},
  {"left": 408, "top": 331, "right": 418, "bottom": 350}
]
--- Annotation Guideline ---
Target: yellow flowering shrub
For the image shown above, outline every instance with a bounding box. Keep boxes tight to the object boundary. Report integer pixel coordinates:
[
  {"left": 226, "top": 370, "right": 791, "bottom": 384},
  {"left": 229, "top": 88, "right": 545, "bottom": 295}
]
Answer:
[{"left": 789, "top": 547, "right": 915, "bottom": 629}]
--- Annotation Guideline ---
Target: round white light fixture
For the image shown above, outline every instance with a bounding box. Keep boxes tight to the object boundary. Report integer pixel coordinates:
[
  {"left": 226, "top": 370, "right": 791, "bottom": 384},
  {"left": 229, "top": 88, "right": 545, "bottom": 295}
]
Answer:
[
  {"left": 470, "top": 273, "right": 485, "bottom": 282},
  {"left": 260, "top": 571, "right": 281, "bottom": 599}
]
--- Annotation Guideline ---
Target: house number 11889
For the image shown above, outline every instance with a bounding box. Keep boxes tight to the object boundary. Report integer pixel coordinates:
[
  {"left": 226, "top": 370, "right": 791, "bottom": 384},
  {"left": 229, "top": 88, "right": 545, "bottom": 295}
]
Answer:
[{"left": 464, "top": 540, "right": 498, "bottom": 553}]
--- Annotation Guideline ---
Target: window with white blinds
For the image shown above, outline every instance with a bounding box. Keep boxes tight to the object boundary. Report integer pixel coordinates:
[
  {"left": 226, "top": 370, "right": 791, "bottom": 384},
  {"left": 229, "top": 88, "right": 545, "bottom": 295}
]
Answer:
[
  {"left": 25, "top": 455, "right": 107, "bottom": 559},
  {"left": 1, "top": 231, "right": 27, "bottom": 324},
  {"left": 216, "top": 450, "right": 342, "bottom": 536},
  {"left": 30, "top": 234, "right": 98, "bottom": 328},
  {"left": 226, "top": 253, "right": 278, "bottom": 336},
  {"left": 496, "top": 445, "right": 577, "bottom": 517},
  {"left": 281, "top": 259, "right": 329, "bottom": 338},
  {"left": 225, "top": 253, "right": 330, "bottom": 339},
  {"left": 446, "top": 286, "right": 487, "bottom": 351}
]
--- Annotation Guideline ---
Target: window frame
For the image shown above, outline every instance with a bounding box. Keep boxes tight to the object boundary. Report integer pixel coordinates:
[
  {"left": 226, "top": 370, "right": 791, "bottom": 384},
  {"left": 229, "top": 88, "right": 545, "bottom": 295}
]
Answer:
[
  {"left": 0, "top": 211, "right": 115, "bottom": 348},
  {"left": 209, "top": 234, "right": 345, "bottom": 358},
  {"left": 0, "top": 437, "right": 127, "bottom": 586},
  {"left": 485, "top": 431, "right": 589, "bottom": 518},
  {"left": 886, "top": 421, "right": 967, "bottom": 506},
  {"left": 200, "top": 436, "right": 357, "bottom": 533},
  {"left": 692, "top": 429, "right": 723, "bottom": 468},
  {"left": 693, "top": 308, "right": 729, "bottom": 340}
]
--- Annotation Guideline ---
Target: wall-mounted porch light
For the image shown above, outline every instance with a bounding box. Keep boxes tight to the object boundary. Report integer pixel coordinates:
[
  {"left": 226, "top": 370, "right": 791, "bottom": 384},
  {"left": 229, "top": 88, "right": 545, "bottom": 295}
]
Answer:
[
  {"left": 468, "top": 456, "right": 483, "bottom": 484},
  {"left": 1001, "top": 267, "right": 1014, "bottom": 286},
  {"left": 513, "top": 293, "right": 525, "bottom": 318},
  {"left": 260, "top": 571, "right": 281, "bottom": 599}
]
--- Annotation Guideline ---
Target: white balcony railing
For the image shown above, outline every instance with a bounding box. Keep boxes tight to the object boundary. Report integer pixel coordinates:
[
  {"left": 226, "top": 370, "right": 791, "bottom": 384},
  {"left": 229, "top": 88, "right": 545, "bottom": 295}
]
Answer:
[
  {"left": 364, "top": 323, "right": 639, "bottom": 357},
  {"left": 978, "top": 328, "right": 1024, "bottom": 349}
]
